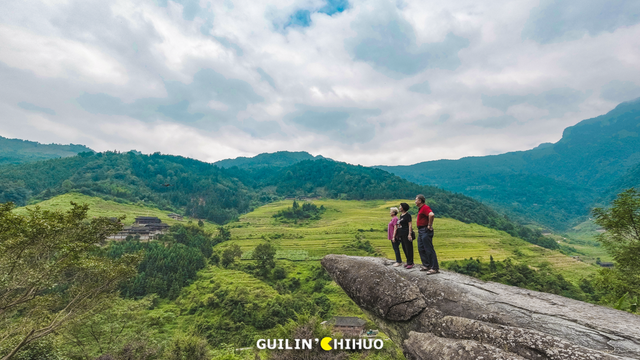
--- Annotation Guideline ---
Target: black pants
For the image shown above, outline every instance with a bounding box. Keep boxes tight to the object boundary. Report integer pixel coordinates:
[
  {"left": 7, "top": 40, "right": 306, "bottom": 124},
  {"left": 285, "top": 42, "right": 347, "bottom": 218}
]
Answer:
[
  {"left": 397, "top": 231, "right": 414, "bottom": 265},
  {"left": 417, "top": 227, "right": 438, "bottom": 270},
  {"left": 391, "top": 239, "right": 402, "bottom": 263}
]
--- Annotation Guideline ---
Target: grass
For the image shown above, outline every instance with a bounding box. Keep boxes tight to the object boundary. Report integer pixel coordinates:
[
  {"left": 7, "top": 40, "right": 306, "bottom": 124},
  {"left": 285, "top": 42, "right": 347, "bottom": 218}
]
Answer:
[
  {"left": 15, "top": 194, "right": 603, "bottom": 283},
  {"left": 225, "top": 199, "right": 600, "bottom": 283},
  {"left": 12, "top": 193, "right": 223, "bottom": 233},
  {"left": 13, "top": 193, "right": 610, "bottom": 356}
]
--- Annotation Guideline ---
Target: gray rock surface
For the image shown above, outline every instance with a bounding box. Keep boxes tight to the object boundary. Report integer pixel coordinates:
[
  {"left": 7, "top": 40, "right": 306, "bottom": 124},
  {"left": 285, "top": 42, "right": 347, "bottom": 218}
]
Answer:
[{"left": 321, "top": 255, "right": 640, "bottom": 360}]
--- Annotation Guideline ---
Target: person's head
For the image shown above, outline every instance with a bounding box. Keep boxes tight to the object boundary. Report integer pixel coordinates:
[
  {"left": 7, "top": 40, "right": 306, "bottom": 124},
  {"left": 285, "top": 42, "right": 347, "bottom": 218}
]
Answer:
[
  {"left": 400, "top": 203, "right": 410, "bottom": 213},
  {"left": 415, "top": 194, "right": 426, "bottom": 206},
  {"left": 390, "top": 207, "right": 398, "bottom": 216}
]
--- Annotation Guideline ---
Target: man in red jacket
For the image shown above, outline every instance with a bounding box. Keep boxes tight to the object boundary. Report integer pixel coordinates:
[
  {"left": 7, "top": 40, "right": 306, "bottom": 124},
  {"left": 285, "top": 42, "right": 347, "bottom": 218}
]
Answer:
[{"left": 415, "top": 194, "right": 439, "bottom": 274}]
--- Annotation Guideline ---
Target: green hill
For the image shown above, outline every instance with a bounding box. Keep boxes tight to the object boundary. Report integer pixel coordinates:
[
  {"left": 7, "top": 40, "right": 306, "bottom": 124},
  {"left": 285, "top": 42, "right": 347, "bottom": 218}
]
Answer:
[
  {"left": 0, "top": 151, "right": 555, "bottom": 248},
  {"left": 214, "top": 151, "right": 324, "bottom": 169},
  {"left": 0, "top": 135, "right": 93, "bottom": 165},
  {"left": 377, "top": 98, "right": 640, "bottom": 230},
  {"left": 9, "top": 194, "right": 607, "bottom": 359}
]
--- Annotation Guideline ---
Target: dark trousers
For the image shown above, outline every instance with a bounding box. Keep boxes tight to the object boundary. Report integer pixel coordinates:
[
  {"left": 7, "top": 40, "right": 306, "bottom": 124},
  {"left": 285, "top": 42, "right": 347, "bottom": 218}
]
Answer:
[
  {"left": 398, "top": 231, "right": 414, "bottom": 265},
  {"left": 417, "top": 227, "right": 439, "bottom": 270},
  {"left": 391, "top": 239, "right": 402, "bottom": 263}
]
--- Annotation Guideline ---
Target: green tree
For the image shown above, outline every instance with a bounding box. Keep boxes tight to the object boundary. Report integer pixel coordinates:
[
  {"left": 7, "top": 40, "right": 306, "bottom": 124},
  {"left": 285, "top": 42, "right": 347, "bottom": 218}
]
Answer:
[
  {"left": 253, "top": 242, "right": 276, "bottom": 276},
  {"left": 220, "top": 244, "right": 242, "bottom": 268},
  {"left": 60, "top": 296, "right": 160, "bottom": 359},
  {"left": 593, "top": 188, "right": 640, "bottom": 278},
  {"left": 0, "top": 202, "right": 140, "bottom": 360},
  {"left": 593, "top": 188, "right": 640, "bottom": 305},
  {"left": 164, "top": 334, "right": 209, "bottom": 360}
]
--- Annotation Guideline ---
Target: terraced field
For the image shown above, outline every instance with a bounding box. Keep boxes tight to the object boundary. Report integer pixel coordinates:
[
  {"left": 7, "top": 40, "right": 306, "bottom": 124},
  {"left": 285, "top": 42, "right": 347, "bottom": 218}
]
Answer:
[
  {"left": 15, "top": 194, "right": 601, "bottom": 283},
  {"left": 225, "top": 199, "right": 599, "bottom": 282}
]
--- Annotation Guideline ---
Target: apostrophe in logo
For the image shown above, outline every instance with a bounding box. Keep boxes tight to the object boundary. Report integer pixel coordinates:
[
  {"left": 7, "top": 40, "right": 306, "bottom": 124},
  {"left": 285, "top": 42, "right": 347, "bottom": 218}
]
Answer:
[{"left": 320, "top": 337, "right": 332, "bottom": 351}]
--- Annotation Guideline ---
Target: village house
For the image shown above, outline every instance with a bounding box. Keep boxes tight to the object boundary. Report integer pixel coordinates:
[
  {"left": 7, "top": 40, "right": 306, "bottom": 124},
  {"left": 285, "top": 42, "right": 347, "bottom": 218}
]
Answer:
[
  {"left": 325, "top": 317, "right": 367, "bottom": 337},
  {"left": 108, "top": 216, "right": 170, "bottom": 241},
  {"left": 167, "top": 213, "right": 184, "bottom": 221}
]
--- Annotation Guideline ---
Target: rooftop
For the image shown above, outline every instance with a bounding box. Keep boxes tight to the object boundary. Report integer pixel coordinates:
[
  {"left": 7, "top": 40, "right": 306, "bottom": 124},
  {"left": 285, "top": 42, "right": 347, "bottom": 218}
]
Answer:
[{"left": 333, "top": 317, "right": 366, "bottom": 327}]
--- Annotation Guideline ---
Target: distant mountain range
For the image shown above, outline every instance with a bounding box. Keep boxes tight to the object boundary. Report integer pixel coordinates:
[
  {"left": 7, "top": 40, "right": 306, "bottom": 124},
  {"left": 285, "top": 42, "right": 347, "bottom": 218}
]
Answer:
[
  {"left": 0, "top": 151, "right": 554, "bottom": 248},
  {"left": 3, "top": 98, "right": 639, "bottom": 231},
  {"left": 377, "top": 98, "right": 640, "bottom": 230},
  {"left": 0, "top": 135, "right": 93, "bottom": 165}
]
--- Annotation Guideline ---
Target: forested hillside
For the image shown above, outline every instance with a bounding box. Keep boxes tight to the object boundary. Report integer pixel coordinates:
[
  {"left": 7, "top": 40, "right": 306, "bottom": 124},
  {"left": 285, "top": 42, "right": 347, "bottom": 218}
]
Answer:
[
  {"left": 377, "top": 98, "right": 640, "bottom": 229},
  {"left": 214, "top": 150, "right": 324, "bottom": 169},
  {"left": 0, "top": 151, "right": 555, "bottom": 248},
  {"left": 0, "top": 135, "right": 92, "bottom": 165}
]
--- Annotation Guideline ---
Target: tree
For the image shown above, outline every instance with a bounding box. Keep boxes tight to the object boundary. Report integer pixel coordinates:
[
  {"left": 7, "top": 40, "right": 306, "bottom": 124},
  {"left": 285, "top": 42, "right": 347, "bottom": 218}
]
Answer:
[
  {"left": 253, "top": 242, "right": 276, "bottom": 276},
  {"left": 0, "top": 202, "right": 140, "bottom": 360},
  {"left": 60, "top": 296, "right": 160, "bottom": 359},
  {"left": 220, "top": 245, "right": 242, "bottom": 268},
  {"left": 593, "top": 188, "right": 640, "bottom": 305},
  {"left": 593, "top": 188, "right": 640, "bottom": 283},
  {"left": 215, "top": 226, "right": 231, "bottom": 243}
]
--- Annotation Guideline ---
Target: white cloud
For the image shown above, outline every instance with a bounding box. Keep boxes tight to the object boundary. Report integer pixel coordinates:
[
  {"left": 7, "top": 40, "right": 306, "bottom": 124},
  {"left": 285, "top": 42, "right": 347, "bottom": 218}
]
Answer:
[
  {"left": 0, "top": 24, "right": 128, "bottom": 84},
  {"left": 0, "top": 0, "right": 639, "bottom": 166}
]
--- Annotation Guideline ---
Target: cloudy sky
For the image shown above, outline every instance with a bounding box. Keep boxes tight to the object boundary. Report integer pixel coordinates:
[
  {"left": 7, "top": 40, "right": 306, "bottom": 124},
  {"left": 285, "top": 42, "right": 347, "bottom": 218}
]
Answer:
[{"left": 1, "top": 0, "right": 640, "bottom": 165}]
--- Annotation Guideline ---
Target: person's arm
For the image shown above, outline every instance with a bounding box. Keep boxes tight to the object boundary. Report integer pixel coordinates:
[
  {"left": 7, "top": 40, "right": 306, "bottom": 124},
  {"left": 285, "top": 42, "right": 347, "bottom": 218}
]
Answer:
[
  {"left": 427, "top": 212, "right": 435, "bottom": 230},
  {"left": 408, "top": 219, "right": 413, "bottom": 240},
  {"left": 392, "top": 223, "right": 397, "bottom": 242}
]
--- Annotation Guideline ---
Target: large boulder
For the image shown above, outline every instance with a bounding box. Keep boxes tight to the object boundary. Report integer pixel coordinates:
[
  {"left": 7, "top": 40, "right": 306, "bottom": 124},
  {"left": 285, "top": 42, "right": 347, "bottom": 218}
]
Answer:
[{"left": 321, "top": 255, "right": 640, "bottom": 360}]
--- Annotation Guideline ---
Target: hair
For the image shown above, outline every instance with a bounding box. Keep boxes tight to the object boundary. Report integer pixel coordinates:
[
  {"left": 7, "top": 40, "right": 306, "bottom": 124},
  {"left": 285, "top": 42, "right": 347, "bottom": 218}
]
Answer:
[
  {"left": 390, "top": 207, "right": 399, "bottom": 215},
  {"left": 416, "top": 194, "right": 426, "bottom": 204},
  {"left": 400, "top": 203, "right": 410, "bottom": 212}
]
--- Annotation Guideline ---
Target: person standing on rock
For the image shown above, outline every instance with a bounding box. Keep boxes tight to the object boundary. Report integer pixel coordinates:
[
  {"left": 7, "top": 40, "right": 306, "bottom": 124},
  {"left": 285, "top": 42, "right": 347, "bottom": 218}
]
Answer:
[
  {"left": 415, "top": 194, "right": 439, "bottom": 274},
  {"left": 388, "top": 207, "right": 402, "bottom": 266},
  {"left": 397, "top": 203, "right": 414, "bottom": 269}
]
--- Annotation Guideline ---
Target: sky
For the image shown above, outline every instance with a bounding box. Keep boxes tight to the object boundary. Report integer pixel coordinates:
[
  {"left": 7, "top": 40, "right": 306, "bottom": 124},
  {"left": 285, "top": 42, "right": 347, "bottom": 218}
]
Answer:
[{"left": 1, "top": 0, "right": 640, "bottom": 166}]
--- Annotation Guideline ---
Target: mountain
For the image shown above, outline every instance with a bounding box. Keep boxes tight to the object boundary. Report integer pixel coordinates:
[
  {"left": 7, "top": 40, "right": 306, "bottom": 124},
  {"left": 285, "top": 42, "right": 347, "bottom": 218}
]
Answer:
[
  {"left": 0, "top": 135, "right": 93, "bottom": 165},
  {"left": 0, "top": 151, "right": 556, "bottom": 248},
  {"left": 377, "top": 98, "right": 640, "bottom": 230},
  {"left": 214, "top": 151, "right": 325, "bottom": 169}
]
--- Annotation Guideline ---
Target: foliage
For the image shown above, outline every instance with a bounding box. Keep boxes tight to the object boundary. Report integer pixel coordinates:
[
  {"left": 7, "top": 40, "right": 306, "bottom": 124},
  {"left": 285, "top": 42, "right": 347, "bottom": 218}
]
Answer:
[
  {"left": 593, "top": 188, "right": 640, "bottom": 283},
  {"left": 163, "top": 334, "right": 209, "bottom": 360},
  {"left": 220, "top": 244, "right": 243, "bottom": 268},
  {"left": 273, "top": 201, "right": 325, "bottom": 222},
  {"left": 0, "top": 136, "right": 92, "bottom": 166},
  {"left": 60, "top": 296, "right": 161, "bottom": 360},
  {"left": 443, "top": 256, "right": 589, "bottom": 301},
  {"left": 107, "top": 225, "right": 215, "bottom": 300},
  {"left": 0, "top": 202, "right": 140, "bottom": 360},
  {"left": 343, "top": 234, "right": 382, "bottom": 256},
  {"left": 253, "top": 242, "right": 277, "bottom": 276},
  {"left": 592, "top": 188, "right": 640, "bottom": 310},
  {"left": 0, "top": 150, "right": 557, "bottom": 248},
  {"left": 0, "top": 151, "right": 254, "bottom": 223}
]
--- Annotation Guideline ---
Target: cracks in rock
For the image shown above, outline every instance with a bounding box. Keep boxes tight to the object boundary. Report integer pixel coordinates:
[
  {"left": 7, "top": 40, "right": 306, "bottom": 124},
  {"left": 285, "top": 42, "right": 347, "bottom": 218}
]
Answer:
[{"left": 462, "top": 282, "right": 501, "bottom": 295}]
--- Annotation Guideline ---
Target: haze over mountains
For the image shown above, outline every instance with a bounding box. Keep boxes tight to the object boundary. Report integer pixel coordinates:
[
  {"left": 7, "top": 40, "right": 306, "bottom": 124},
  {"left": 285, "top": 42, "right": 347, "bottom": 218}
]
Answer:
[
  {"left": 378, "top": 98, "right": 640, "bottom": 230},
  {"left": 0, "top": 136, "right": 92, "bottom": 165},
  {"left": 2, "top": 98, "right": 639, "bottom": 232}
]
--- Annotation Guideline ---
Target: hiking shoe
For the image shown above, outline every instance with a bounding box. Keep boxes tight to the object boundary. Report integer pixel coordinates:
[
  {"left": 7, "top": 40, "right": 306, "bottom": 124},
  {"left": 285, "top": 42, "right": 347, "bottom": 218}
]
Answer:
[
  {"left": 426, "top": 269, "right": 439, "bottom": 275},
  {"left": 405, "top": 264, "right": 414, "bottom": 269},
  {"left": 419, "top": 266, "right": 430, "bottom": 271},
  {"left": 403, "top": 264, "right": 409, "bottom": 268},
  {"left": 392, "top": 262, "right": 402, "bottom": 267}
]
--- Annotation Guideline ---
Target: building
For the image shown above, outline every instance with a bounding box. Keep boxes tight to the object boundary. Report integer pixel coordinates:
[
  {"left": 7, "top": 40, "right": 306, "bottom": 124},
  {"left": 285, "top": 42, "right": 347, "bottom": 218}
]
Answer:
[
  {"left": 330, "top": 317, "right": 367, "bottom": 337},
  {"left": 599, "top": 262, "right": 614, "bottom": 268},
  {"left": 108, "top": 216, "right": 170, "bottom": 241},
  {"left": 168, "top": 213, "right": 184, "bottom": 221},
  {"left": 134, "top": 216, "right": 162, "bottom": 225}
]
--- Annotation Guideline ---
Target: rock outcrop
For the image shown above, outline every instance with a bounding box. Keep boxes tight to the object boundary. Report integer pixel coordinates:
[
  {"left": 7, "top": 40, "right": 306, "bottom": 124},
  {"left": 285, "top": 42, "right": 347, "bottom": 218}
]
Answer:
[{"left": 321, "top": 255, "right": 640, "bottom": 360}]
